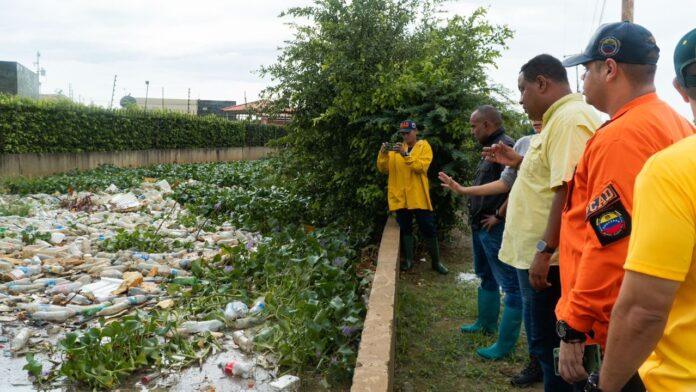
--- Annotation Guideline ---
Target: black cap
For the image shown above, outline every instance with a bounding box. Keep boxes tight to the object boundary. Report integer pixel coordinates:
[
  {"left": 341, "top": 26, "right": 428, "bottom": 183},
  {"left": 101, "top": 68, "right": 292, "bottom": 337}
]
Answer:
[{"left": 563, "top": 21, "right": 660, "bottom": 67}]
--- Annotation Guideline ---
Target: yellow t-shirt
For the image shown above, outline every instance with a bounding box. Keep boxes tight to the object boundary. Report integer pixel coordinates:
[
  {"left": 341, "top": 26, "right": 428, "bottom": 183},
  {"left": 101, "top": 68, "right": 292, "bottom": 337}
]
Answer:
[
  {"left": 376, "top": 139, "right": 433, "bottom": 211},
  {"left": 624, "top": 135, "right": 696, "bottom": 392},
  {"left": 499, "top": 93, "right": 600, "bottom": 269}
]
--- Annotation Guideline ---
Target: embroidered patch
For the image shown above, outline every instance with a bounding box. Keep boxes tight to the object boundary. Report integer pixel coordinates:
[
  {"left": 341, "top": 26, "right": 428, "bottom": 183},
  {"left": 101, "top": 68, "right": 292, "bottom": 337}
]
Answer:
[
  {"left": 589, "top": 201, "right": 631, "bottom": 246},
  {"left": 586, "top": 184, "right": 619, "bottom": 219},
  {"left": 599, "top": 37, "right": 620, "bottom": 57}
]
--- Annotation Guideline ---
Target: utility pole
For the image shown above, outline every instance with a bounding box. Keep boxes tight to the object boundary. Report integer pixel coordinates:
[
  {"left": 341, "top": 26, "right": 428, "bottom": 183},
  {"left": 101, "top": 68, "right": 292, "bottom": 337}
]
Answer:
[
  {"left": 109, "top": 75, "right": 117, "bottom": 109},
  {"left": 622, "top": 0, "right": 634, "bottom": 22},
  {"left": 33, "top": 51, "right": 45, "bottom": 94},
  {"left": 187, "top": 88, "right": 191, "bottom": 114},
  {"left": 161, "top": 87, "right": 164, "bottom": 110},
  {"left": 144, "top": 80, "right": 150, "bottom": 111}
]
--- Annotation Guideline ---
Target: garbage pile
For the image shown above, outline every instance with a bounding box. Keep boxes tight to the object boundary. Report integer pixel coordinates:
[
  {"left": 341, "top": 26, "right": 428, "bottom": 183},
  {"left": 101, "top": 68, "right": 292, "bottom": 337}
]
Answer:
[{"left": 0, "top": 180, "right": 299, "bottom": 390}]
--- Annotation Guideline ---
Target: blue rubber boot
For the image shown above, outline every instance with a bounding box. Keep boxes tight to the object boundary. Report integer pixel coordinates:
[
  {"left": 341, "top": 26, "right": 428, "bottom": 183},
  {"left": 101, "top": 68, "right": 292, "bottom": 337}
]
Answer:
[
  {"left": 477, "top": 304, "right": 522, "bottom": 360},
  {"left": 460, "top": 288, "right": 500, "bottom": 334}
]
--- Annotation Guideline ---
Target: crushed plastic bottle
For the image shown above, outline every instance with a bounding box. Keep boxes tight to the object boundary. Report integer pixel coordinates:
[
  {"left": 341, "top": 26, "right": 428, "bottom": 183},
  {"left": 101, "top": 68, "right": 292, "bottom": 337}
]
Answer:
[
  {"left": 11, "top": 328, "right": 32, "bottom": 352},
  {"left": 96, "top": 301, "right": 132, "bottom": 316},
  {"left": 7, "top": 265, "right": 41, "bottom": 280},
  {"left": 218, "top": 358, "right": 254, "bottom": 379},
  {"left": 232, "top": 330, "right": 254, "bottom": 352},
  {"left": 249, "top": 297, "right": 266, "bottom": 315},
  {"left": 31, "top": 309, "right": 77, "bottom": 322},
  {"left": 224, "top": 301, "right": 249, "bottom": 321},
  {"left": 48, "top": 281, "right": 83, "bottom": 295},
  {"left": 233, "top": 316, "right": 264, "bottom": 330},
  {"left": 42, "top": 264, "right": 65, "bottom": 274},
  {"left": 179, "top": 319, "right": 224, "bottom": 334}
]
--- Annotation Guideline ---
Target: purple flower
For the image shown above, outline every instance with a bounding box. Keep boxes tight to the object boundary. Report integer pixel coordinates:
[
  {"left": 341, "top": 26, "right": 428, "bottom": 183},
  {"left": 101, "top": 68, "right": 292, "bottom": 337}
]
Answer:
[
  {"left": 315, "top": 349, "right": 322, "bottom": 358},
  {"left": 245, "top": 239, "right": 256, "bottom": 252},
  {"left": 224, "top": 265, "right": 234, "bottom": 273},
  {"left": 333, "top": 257, "right": 346, "bottom": 268},
  {"left": 341, "top": 325, "right": 354, "bottom": 337}
]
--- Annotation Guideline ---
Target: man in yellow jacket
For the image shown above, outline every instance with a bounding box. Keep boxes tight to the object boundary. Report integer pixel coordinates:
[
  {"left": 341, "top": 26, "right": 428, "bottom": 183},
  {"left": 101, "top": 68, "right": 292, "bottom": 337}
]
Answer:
[{"left": 377, "top": 119, "right": 447, "bottom": 274}]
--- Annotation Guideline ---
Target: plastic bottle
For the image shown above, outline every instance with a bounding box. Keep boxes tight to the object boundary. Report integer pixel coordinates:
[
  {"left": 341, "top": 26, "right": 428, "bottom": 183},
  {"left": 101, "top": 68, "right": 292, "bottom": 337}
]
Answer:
[
  {"left": 72, "top": 302, "right": 111, "bottom": 317},
  {"left": 33, "top": 278, "right": 69, "bottom": 287},
  {"left": 67, "top": 294, "right": 93, "bottom": 305},
  {"left": 171, "top": 276, "right": 198, "bottom": 286},
  {"left": 113, "top": 295, "right": 149, "bottom": 305},
  {"left": 179, "top": 320, "right": 224, "bottom": 334},
  {"left": 218, "top": 358, "right": 254, "bottom": 379},
  {"left": 249, "top": 297, "right": 266, "bottom": 315},
  {"left": 100, "top": 269, "right": 123, "bottom": 279},
  {"left": 224, "top": 301, "right": 249, "bottom": 321},
  {"left": 42, "top": 265, "right": 65, "bottom": 274},
  {"left": 48, "top": 281, "right": 83, "bottom": 295},
  {"left": 18, "top": 303, "right": 69, "bottom": 312},
  {"left": 7, "top": 265, "right": 41, "bottom": 280},
  {"left": 141, "top": 372, "right": 161, "bottom": 385},
  {"left": 11, "top": 328, "right": 32, "bottom": 352},
  {"left": 96, "top": 301, "right": 132, "bottom": 316},
  {"left": 31, "top": 309, "right": 77, "bottom": 322},
  {"left": 0, "top": 259, "right": 13, "bottom": 272},
  {"left": 232, "top": 330, "right": 254, "bottom": 352},
  {"left": 8, "top": 282, "right": 46, "bottom": 294},
  {"left": 233, "top": 316, "right": 264, "bottom": 330}
]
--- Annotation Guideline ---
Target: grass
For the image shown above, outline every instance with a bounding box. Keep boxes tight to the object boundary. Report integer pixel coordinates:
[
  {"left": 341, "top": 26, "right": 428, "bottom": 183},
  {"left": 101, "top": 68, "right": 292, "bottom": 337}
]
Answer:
[{"left": 394, "top": 234, "right": 543, "bottom": 392}]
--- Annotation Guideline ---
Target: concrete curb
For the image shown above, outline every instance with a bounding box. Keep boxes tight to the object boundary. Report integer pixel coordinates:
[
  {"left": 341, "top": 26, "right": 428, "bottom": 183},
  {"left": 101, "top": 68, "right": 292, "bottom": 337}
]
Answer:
[{"left": 351, "top": 216, "right": 400, "bottom": 392}]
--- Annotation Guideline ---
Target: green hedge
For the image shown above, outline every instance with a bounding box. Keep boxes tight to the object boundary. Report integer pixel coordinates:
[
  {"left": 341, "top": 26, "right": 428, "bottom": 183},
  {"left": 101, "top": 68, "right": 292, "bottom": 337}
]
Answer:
[{"left": 0, "top": 94, "right": 285, "bottom": 153}]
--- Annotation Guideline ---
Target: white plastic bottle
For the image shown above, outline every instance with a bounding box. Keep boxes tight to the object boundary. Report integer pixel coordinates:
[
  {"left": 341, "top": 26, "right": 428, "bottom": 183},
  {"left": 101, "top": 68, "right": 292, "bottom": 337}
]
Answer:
[
  {"left": 11, "top": 328, "right": 32, "bottom": 352},
  {"left": 179, "top": 320, "right": 224, "bottom": 334},
  {"left": 231, "top": 330, "right": 254, "bottom": 352},
  {"left": 224, "top": 301, "right": 249, "bottom": 321},
  {"left": 31, "top": 309, "right": 77, "bottom": 322}
]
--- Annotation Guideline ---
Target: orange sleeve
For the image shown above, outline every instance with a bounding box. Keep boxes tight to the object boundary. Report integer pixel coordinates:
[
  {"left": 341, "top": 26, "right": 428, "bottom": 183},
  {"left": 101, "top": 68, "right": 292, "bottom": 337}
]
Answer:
[{"left": 559, "top": 138, "right": 647, "bottom": 338}]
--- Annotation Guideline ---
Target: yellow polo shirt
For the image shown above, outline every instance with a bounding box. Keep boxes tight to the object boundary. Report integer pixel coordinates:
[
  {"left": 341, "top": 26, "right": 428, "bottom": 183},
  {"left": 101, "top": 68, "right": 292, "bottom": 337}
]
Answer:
[
  {"left": 624, "top": 135, "right": 696, "bottom": 392},
  {"left": 376, "top": 139, "right": 433, "bottom": 211},
  {"left": 499, "top": 93, "right": 600, "bottom": 269}
]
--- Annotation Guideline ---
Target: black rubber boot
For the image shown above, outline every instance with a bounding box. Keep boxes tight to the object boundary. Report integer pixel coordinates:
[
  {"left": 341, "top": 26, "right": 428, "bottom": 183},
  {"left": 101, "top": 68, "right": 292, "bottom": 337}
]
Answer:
[
  {"left": 424, "top": 236, "right": 448, "bottom": 275},
  {"left": 400, "top": 234, "right": 414, "bottom": 271}
]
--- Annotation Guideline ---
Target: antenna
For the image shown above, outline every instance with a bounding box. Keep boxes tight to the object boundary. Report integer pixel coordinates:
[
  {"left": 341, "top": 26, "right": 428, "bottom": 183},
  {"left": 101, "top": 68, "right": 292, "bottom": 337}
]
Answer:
[
  {"left": 33, "top": 51, "right": 45, "bottom": 94},
  {"left": 144, "top": 80, "right": 150, "bottom": 111},
  {"left": 109, "top": 75, "right": 117, "bottom": 109}
]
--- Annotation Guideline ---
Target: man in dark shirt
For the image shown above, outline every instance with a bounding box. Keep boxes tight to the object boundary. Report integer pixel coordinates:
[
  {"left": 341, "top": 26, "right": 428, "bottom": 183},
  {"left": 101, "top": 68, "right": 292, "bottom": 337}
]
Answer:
[{"left": 460, "top": 105, "right": 523, "bottom": 360}]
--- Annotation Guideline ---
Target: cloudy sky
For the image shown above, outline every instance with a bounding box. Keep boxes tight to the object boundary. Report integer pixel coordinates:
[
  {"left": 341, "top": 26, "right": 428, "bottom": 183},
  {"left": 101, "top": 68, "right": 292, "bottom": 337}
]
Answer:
[{"left": 1, "top": 0, "right": 693, "bottom": 119}]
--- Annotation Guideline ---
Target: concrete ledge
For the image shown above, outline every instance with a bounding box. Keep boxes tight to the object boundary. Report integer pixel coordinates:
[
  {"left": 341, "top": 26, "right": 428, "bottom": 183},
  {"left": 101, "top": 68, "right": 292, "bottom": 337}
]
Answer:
[
  {"left": 352, "top": 216, "right": 400, "bottom": 392},
  {"left": 0, "top": 147, "right": 273, "bottom": 177}
]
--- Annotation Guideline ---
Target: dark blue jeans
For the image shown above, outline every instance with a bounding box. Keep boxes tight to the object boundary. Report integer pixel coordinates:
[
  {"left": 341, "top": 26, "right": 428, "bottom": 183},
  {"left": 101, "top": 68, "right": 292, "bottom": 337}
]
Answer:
[
  {"left": 529, "top": 266, "right": 571, "bottom": 392},
  {"left": 516, "top": 269, "right": 534, "bottom": 354},
  {"left": 471, "top": 222, "right": 521, "bottom": 309},
  {"left": 395, "top": 209, "right": 437, "bottom": 238}
]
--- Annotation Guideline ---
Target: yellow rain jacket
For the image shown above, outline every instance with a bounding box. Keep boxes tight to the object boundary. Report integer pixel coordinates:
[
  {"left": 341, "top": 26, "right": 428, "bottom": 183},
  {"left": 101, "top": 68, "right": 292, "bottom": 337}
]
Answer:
[{"left": 376, "top": 140, "right": 433, "bottom": 211}]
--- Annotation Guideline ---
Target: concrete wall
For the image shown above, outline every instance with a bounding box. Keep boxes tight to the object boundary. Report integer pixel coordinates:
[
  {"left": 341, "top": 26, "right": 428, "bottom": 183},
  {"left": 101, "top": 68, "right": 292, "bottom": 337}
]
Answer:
[
  {"left": 351, "top": 216, "right": 400, "bottom": 392},
  {"left": 0, "top": 146, "right": 272, "bottom": 177}
]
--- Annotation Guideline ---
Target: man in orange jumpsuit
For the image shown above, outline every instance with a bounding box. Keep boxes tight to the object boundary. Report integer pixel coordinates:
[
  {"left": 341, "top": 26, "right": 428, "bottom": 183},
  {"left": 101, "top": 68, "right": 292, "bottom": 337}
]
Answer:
[{"left": 553, "top": 22, "right": 696, "bottom": 391}]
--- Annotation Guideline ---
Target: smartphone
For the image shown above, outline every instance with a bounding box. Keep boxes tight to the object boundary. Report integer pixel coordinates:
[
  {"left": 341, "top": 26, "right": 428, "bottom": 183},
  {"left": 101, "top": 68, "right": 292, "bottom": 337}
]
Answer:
[{"left": 553, "top": 343, "right": 602, "bottom": 376}]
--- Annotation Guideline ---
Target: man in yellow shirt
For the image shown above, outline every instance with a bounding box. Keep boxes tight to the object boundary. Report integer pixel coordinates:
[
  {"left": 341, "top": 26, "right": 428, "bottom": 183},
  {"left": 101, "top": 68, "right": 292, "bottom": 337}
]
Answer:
[
  {"left": 377, "top": 119, "right": 448, "bottom": 274},
  {"left": 486, "top": 54, "right": 600, "bottom": 391},
  {"left": 592, "top": 28, "right": 696, "bottom": 392}
]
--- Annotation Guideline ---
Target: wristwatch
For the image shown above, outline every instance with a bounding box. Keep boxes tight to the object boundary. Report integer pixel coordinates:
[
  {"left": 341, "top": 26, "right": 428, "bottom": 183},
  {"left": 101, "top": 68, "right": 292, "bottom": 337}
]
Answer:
[
  {"left": 494, "top": 208, "right": 505, "bottom": 221},
  {"left": 585, "top": 371, "right": 602, "bottom": 392},
  {"left": 556, "top": 320, "right": 587, "bottom": 343},
  {"left": 536, "top": 239, "right": 556, "bottom": 254}
]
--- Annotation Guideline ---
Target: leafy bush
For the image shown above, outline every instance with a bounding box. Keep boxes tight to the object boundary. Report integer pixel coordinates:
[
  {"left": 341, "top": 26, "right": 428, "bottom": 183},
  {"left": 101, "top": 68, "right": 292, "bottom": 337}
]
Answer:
[
  {"left": 0, "top": 94, "right": 284, "bottom": 153},
  {"left": 261, "top": 1, "right": 529, "bottom": 238}
]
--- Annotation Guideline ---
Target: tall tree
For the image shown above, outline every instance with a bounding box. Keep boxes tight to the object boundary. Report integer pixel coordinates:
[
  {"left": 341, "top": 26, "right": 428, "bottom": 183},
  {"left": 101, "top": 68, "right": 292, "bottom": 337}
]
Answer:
[{"left": 261, "top": 0, "right": 524, "bottom": 240}]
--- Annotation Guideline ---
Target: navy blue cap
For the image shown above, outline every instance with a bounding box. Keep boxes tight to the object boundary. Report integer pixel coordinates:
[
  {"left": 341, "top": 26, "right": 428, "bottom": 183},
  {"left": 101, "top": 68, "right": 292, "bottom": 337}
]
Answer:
[
  {"left": 399, "top": 120, "right": 417, "bottom": 133},
  {"left": 563, "top": 22, "right": 660, "bottom": 67},
  {"left": 674, "top": 28, "right": 696, "bottom": 88}
]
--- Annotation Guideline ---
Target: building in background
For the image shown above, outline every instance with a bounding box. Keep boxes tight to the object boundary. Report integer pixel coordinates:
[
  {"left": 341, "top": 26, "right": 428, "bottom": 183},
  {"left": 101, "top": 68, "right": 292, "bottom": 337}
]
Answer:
[
  {"left": 221, "top": 100, "right": 291, "bottom": 125},
  {"left": 123, "top": 96, "right": 236, "bottom": 117},
  {"left": 0, "top": 61, "right": 39, "bottom": 99}
]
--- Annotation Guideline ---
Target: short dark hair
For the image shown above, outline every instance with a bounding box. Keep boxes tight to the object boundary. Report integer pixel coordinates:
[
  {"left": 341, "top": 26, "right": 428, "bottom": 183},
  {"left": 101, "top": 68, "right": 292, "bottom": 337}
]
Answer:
[
  {"left": 520, "top": 54, "right": 569, "bottom": 84},
  {"left": 619, "top": 62, "right": 657, "bottom": 86},
  {"left": 473, "top": 105, "right": 503, "bottom": 127}
]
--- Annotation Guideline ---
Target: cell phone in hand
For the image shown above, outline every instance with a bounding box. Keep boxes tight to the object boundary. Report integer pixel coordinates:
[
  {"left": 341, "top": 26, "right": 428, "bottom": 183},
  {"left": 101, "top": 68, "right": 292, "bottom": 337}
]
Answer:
[{"left": 553, "top": 344, "right": 602, "bottom": 376}]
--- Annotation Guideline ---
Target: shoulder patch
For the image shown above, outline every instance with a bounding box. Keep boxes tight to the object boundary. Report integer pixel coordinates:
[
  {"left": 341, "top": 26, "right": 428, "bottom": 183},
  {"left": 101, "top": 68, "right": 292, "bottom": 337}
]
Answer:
[
  {"left": 586, "top": 184, "right": 619, "bottom": 219},
  {"left": 589, "top": 200, "right": 631, "bottom": 247}
]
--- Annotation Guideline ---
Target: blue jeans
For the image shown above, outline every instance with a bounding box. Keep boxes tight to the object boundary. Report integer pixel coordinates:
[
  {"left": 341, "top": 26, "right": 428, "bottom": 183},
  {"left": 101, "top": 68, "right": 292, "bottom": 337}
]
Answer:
[
  {"left": 529, "top": 266, "right": 571, "bottom": 392},
  {"left": 471, "top": 222, "right": 521, "bottom": 309},
  {"left": 516, "top": 269, "right": 534, "bottom": 354},
  {"left": 395, "top": 209, "right": 437, "bottom": 238}
]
